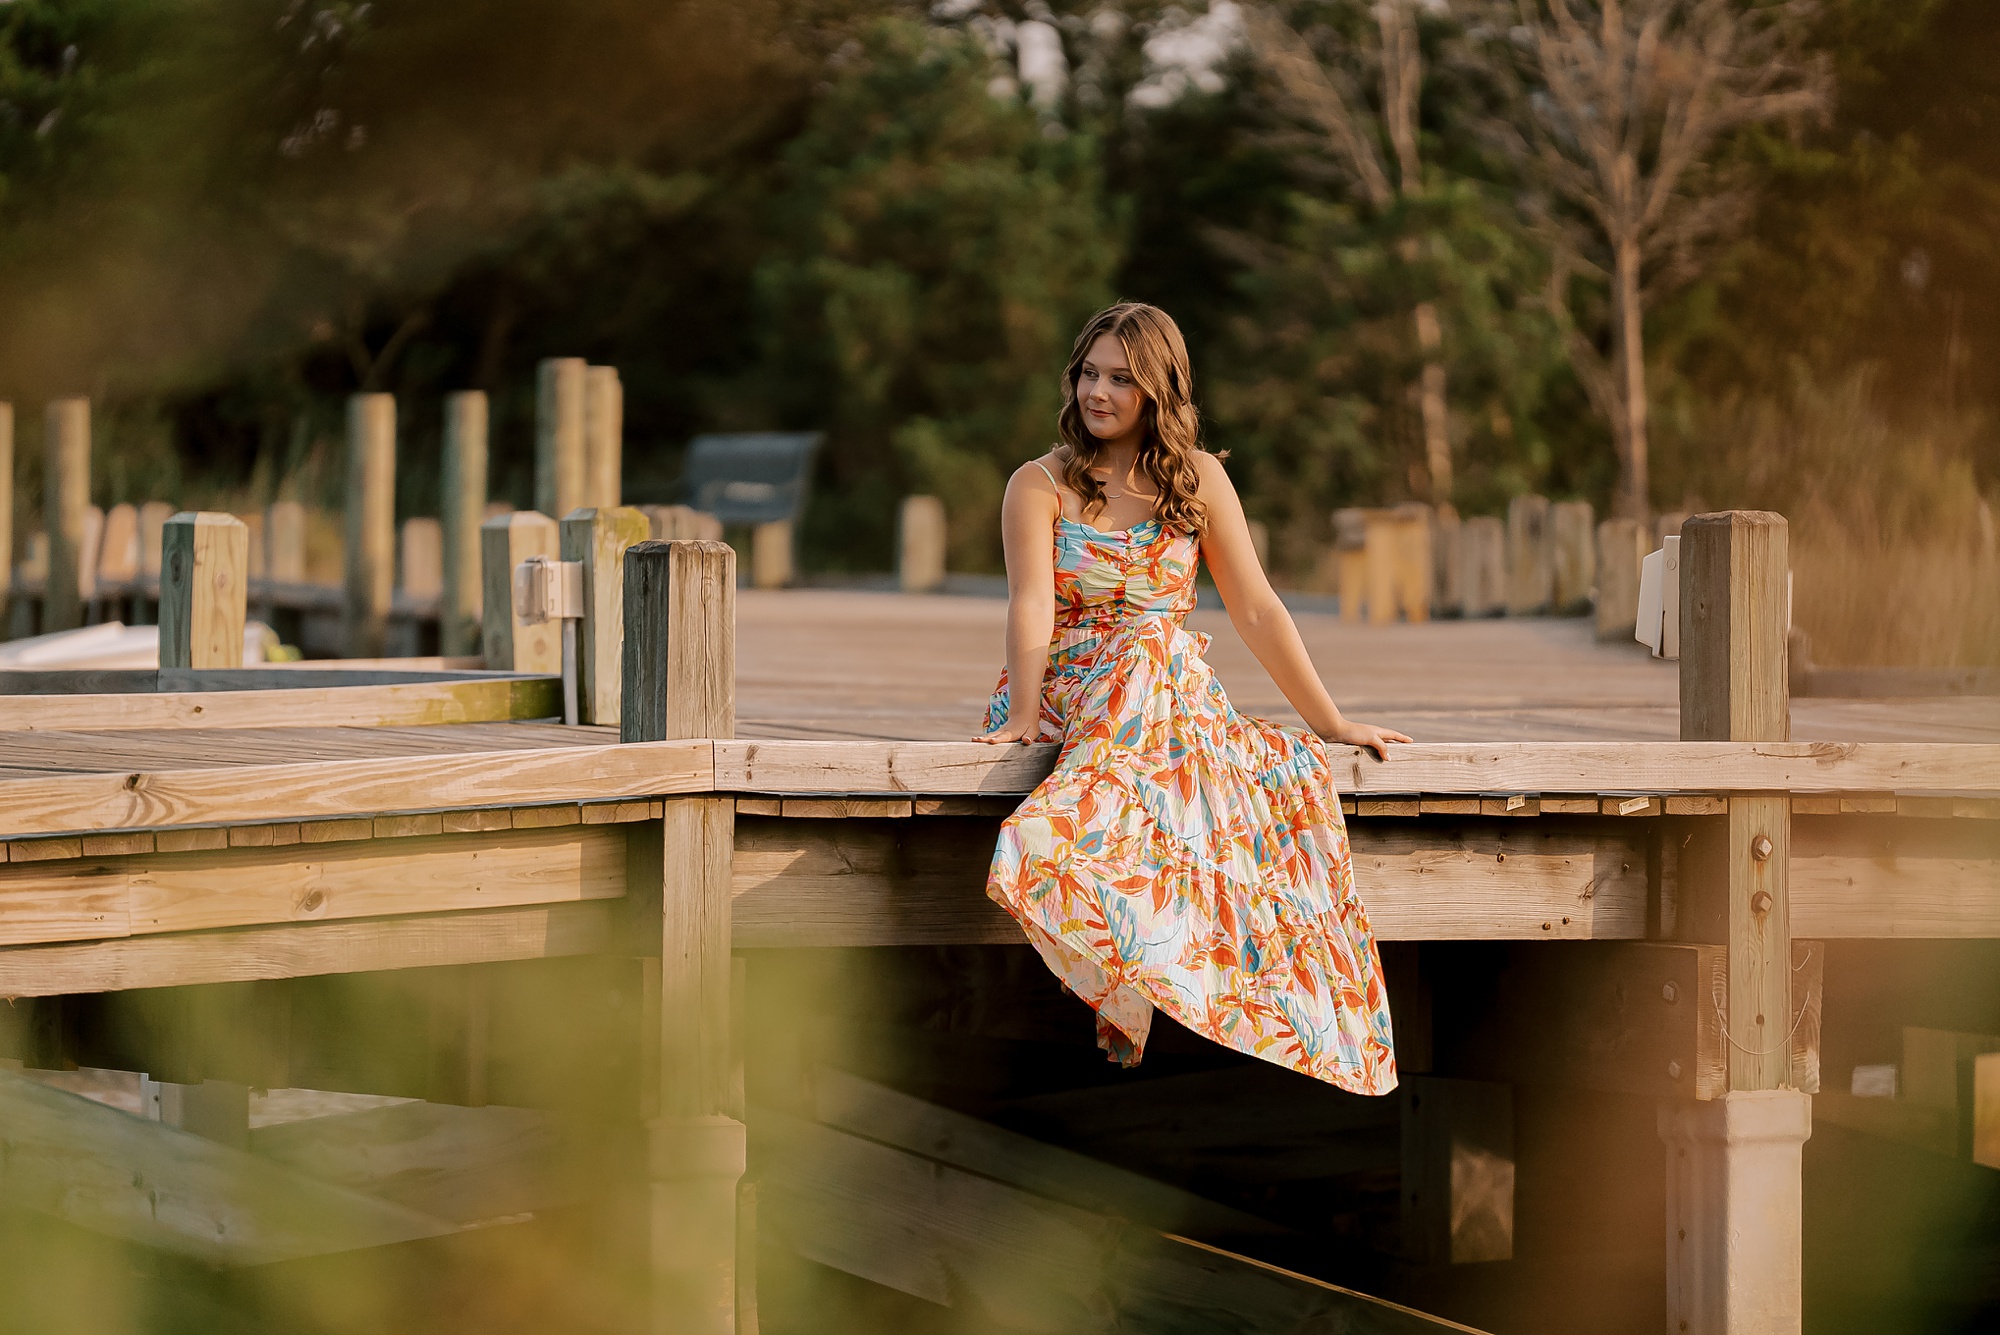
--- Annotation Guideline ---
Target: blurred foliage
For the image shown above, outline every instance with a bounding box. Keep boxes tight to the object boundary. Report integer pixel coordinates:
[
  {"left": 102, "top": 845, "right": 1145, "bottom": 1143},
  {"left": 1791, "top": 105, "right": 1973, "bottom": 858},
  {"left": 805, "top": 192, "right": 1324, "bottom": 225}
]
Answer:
[{"left": 0, "top": 0, "right": 1995, "bottom": 593}]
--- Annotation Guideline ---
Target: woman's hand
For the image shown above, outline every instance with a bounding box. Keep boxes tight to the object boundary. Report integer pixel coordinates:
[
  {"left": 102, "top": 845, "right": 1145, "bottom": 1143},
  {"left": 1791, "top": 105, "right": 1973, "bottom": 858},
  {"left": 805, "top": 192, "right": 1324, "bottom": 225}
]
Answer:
[
  {"left": 975, "top": 717, "right": 1043, "bottom": 745},
  {"left": 1319, "top": 717, "right": 1413, "bottom": 761}
]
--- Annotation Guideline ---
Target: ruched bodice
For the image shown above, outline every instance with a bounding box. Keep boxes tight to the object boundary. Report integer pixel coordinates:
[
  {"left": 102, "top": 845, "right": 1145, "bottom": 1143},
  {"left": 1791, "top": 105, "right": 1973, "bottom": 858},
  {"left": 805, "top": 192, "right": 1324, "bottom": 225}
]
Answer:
[{"left": 984, "top": 511, "right": 1396, "bottom": 1095}]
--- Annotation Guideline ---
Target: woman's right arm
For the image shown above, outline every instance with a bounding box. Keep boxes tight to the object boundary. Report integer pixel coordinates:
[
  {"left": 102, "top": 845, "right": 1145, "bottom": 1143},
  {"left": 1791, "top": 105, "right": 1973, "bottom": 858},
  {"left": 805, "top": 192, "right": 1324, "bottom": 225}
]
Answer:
[{"left": 976, "top": 463, "right": 1061, "bottom": 744}]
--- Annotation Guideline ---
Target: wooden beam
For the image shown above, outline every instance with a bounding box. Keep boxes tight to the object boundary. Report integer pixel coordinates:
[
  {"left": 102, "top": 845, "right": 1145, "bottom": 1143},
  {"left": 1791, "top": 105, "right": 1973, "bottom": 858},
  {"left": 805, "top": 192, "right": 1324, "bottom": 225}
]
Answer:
[
  {"left": 250, "top": 1100, "right": 585, "bottom": 1226},
  {"left": 811, "top": 1068, "right": 1278, "bottom": 1240},
  {"left": 0, "top": 900, "right": 620, "bottom": 996},
  {"left": 714, "top": 738, "right": 2000, "bottom": 796},
  {"left": 560, "top": 505, "right": 649, "bottom": 728},
  {"left": 0, "top": 824, "right": 627, "bottom": 947},
  {"left": 43, "top": 398, "right": 90, "bottom": 631},
  {"left": 729, "top": 817, "right": 1648, "bottom": 947},
  {"left": 344, "top": 393, "right": 397, "bottom": 659},
  {"left": 753, "top": 1106, "right": 1484, "bottom": 1333},
  {"left": 1790, "top": 816, "right": 2000, "bottom": 937},
  {"left": 0, "top": 1068, "right": 456, "bottom": 1266},
  {"left": 622, "top": 539, "right": 736, "bottom": 743},
  {"left": 159, "top": 512, "right": 248, "bottom": 670},
  {"left": 0, "top": 676, "right": 558, "bottom": 732},
  {"left": 0, "top": 738, "right": 709, "bottom": 838},
  {"left": 1434, "top": 940, "right": 1820, "bottom": 1102}
]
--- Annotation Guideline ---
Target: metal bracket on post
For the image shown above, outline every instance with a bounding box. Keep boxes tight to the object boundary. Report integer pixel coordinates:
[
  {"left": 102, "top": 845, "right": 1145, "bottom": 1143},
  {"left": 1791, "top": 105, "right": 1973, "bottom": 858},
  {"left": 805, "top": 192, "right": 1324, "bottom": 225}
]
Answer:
[{"left": 513, "top": 555, "right": 586, "bottom": 725}]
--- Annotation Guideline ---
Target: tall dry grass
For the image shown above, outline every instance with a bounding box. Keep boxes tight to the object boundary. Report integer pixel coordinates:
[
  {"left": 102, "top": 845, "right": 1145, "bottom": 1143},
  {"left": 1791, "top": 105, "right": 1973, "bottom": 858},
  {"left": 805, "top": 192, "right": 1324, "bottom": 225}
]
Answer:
[{"left": 1679, "top": 371, "right": 2000, "bottom": 668}]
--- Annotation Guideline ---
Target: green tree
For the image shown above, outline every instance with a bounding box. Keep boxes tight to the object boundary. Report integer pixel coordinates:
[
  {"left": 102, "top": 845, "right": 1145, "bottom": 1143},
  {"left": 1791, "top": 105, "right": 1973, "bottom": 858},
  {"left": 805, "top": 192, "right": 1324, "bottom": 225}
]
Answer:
[{"left": 751, "top": 18, "right": 1122, "bottom": 571}]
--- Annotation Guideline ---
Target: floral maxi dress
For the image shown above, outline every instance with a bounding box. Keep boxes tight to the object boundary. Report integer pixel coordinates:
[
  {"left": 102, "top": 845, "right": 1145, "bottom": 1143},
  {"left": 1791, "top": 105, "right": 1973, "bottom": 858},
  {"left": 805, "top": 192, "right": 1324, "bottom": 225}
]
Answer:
[{"left": 984, "top": 506, "right": 1397, "bottom": 1096}]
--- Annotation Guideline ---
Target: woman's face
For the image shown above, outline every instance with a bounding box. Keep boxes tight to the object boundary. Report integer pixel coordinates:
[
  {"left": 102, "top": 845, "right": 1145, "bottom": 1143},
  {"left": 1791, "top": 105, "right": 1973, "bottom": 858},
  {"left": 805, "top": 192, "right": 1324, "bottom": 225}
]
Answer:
[{"left": 1076, "top": 333, "right": 1145, "bottom": 444}]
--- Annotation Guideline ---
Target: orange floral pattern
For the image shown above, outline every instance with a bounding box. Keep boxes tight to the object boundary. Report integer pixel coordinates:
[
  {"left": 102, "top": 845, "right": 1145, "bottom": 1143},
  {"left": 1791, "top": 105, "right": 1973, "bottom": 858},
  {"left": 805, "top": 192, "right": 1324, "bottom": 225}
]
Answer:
[{"left": 985, "top": 516, "right": 1397, "bottom": 1094}]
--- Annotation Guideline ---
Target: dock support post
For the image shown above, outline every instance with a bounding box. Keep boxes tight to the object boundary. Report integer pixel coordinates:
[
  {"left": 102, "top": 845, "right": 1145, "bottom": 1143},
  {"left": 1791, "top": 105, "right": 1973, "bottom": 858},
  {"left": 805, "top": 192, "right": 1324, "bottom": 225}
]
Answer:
[
  {"left": 584, "top": 365, "right": 623, "bottom": 510},
  {"left": 1669, "top": 509, "right": 1808, "bottom": 1335},
  {"left": 536, "top": 358, "right": 587, "bottom": 521},
  {"left": 1596, "top": 517, "right": 1647, "bottom": 640},
  {"left": 897, "top": 495, "right": 946, "bottom": 593},
  {"left": 750, "top": 520, "right": 793, "bottom": 590},
  {"left": 159, "top": 513, "right": 248, "bottom": 670},
  {"left": 480, "top": 511, "right": 561, "bottom": 672},
  {"left": 560, "top": 505, "right": 649, "bottom": 726},
  {"left": 1551, "top": 500, "right": 1596, "bottom": 614},
  {"left": 441, "top": 391, "right": 488, "bottom": 656},
  {"left": 0, "top": 403, "right": 12, "bottom": 620},
  {"left": 625, "top": 538, "right": 742, "bottom": 1335},
  {"left": 43, "top": 398, "right": 90, "bottom": 632},
  {"left": 1505, "top": 493, "right": 1553, "bottom": 615},
  {"left": 343, "top": 393, "right": 396, "bottom": 659}
]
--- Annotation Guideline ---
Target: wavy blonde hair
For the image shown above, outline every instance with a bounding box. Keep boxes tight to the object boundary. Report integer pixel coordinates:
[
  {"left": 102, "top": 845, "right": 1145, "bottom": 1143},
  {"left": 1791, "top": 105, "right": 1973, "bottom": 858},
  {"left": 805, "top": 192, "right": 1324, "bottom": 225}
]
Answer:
[{"left": 1054, "top": 302, "right": 1211, "bottom": 535}]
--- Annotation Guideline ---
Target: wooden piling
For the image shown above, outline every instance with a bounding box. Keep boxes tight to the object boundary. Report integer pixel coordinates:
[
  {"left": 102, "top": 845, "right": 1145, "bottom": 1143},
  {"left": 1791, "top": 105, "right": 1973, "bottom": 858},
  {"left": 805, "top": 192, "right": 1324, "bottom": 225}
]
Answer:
[
  {"left": 43, "top": 399, "right": 90, "bottom": 632},
  {"left": 1459, "top": 516, "right": 1505, "bottom": 617},
  {"left": 77, "top": 505, "right": 104, "bottom": 608},
  {"left": 1431, "top": 504, "right": 1461, "bottom": 617},
  {"left": 265, "top": 501, "right": 307, "bottom": 583},
  {"left": 97, "top": 504, "right": 140, "bottom": 598},
  {"left": 897, "top": 496, "right": 947, "bottom": 593},
  {"left": 622, "top": 541, "right": 737, "bottom": 744},
  {"left": 1505, "top": 494, "right": 1553, "bottom": 616},
  {"left": 1551, "top": 501, "right": 1595, "bottom": 615},
  {"left": 1400, "top": 1076, "right": 1514, "bottom": 1265},
  {"left": 159, "top": 513, "right": 248, "bottom": 670},
  {"left": 399, "top": 518, "right": 444, "bottom": 601},
  {"left": 139, "top": 502, "right": 175, "bottom": 581},
  {"left": 344, "top": 394, "right": 396, "bottom": 659},
  {"left": 479, "top": 511, "right": 561, "bottom": 673},
  {"left": 625, "top": 535, "right": 742, "bottom": 1333},
  {"left": 441, "top": 391, "right": 489, "bottom": 657},
  {"left": 559, "top": 506, "right": 650, "bottom": 726},
  {"left": 535, "top": 358, "right": 587, "bottom": 521},
  {"left": 751, "top": 520, "right": 793, "bottom": 591},
  {"left": 1668, "top": 510, "right": 1807, "bottom": 1335},
  {"left": 1594, "top": 518, "right": 1647, "bottom": 641},
  {"left": 0, "top": 403, "right": 12, "bottom": 608},
  {"left": 1392, "top": 505, "right": 1432, "bottom": 623},
  {"left": 584, "top": 366, "right": 622, "bottom": 510}
]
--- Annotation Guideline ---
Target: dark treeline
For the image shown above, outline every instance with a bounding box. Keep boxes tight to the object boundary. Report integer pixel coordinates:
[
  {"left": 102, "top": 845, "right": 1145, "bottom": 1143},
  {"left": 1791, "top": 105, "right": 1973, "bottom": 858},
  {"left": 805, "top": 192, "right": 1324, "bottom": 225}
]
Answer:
[{"left": 1, "top": 0, "right": 1995, "bottom": 583}]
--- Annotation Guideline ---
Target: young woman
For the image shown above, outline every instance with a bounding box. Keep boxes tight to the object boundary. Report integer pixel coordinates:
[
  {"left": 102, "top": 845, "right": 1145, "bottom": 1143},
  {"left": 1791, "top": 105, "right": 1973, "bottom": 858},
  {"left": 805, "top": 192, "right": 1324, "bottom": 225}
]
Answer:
[{"left": 975, "top": 302, "right": 1408, "bottom": 1095}]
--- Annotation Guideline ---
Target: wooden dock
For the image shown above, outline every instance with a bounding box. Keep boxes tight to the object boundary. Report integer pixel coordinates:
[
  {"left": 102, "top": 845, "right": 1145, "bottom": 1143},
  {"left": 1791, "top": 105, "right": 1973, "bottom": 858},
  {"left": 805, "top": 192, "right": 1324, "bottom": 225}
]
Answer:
[{"left": 0, "top": 515, "right": 1995, "bottom": 1335}]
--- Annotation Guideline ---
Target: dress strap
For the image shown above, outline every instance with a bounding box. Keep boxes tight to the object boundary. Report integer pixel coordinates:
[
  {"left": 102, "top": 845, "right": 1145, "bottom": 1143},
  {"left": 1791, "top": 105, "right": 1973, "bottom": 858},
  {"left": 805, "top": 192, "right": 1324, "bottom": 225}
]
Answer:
[{"left": 1030, "top": 459, "right": 1061, "bottom": 490}]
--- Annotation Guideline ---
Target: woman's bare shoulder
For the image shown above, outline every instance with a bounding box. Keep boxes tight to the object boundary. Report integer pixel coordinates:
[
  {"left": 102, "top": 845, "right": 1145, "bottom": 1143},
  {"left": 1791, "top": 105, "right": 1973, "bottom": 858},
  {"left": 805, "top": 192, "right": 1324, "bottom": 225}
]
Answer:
[
  {"left": 1191, "top": 450, "right": 1236, "bottom": 490},
  {"left": 1012, "top": 453, "right": 1065, "bottom": 491}
]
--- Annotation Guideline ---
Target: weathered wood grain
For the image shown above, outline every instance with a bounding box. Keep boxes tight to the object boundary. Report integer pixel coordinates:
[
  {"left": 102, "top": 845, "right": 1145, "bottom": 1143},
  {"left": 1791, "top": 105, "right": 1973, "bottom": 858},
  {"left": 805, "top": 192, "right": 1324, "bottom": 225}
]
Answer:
[
  {"left": 729, "top": 818, "right": 1648, "bottom": 946},
  {"left": 0, "top": 1068, "right": 457, "bottom": 1266},
  {"left": 715, "top": 739, "right": 2000, "bottom": 797},
  {"left": 0, "top": 824, "right": 625, "bottom": 947},
  {"left": 0, "top": 739, "right": 708, "bottom": 837},
  {"left": 0, "top": 677, "right": 559, "bottom": 733},
  {"left": 0, "top": 900, "right": 620, "bottom": 996}
]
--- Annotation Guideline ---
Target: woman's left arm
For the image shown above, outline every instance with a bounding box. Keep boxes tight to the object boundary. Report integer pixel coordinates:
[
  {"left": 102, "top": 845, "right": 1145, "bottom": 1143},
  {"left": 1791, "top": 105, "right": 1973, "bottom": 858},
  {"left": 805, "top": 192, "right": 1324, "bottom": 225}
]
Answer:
[{"left": 1194, "top": 454, "right": 1412, "bottom": 760}]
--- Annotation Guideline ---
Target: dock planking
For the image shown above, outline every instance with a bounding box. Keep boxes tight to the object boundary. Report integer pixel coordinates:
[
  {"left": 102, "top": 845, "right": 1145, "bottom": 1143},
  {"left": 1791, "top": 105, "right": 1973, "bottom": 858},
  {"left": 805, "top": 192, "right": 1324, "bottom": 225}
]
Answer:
[{"left": 0, "top": 561, "right": 1995, "bottom": 1335}]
